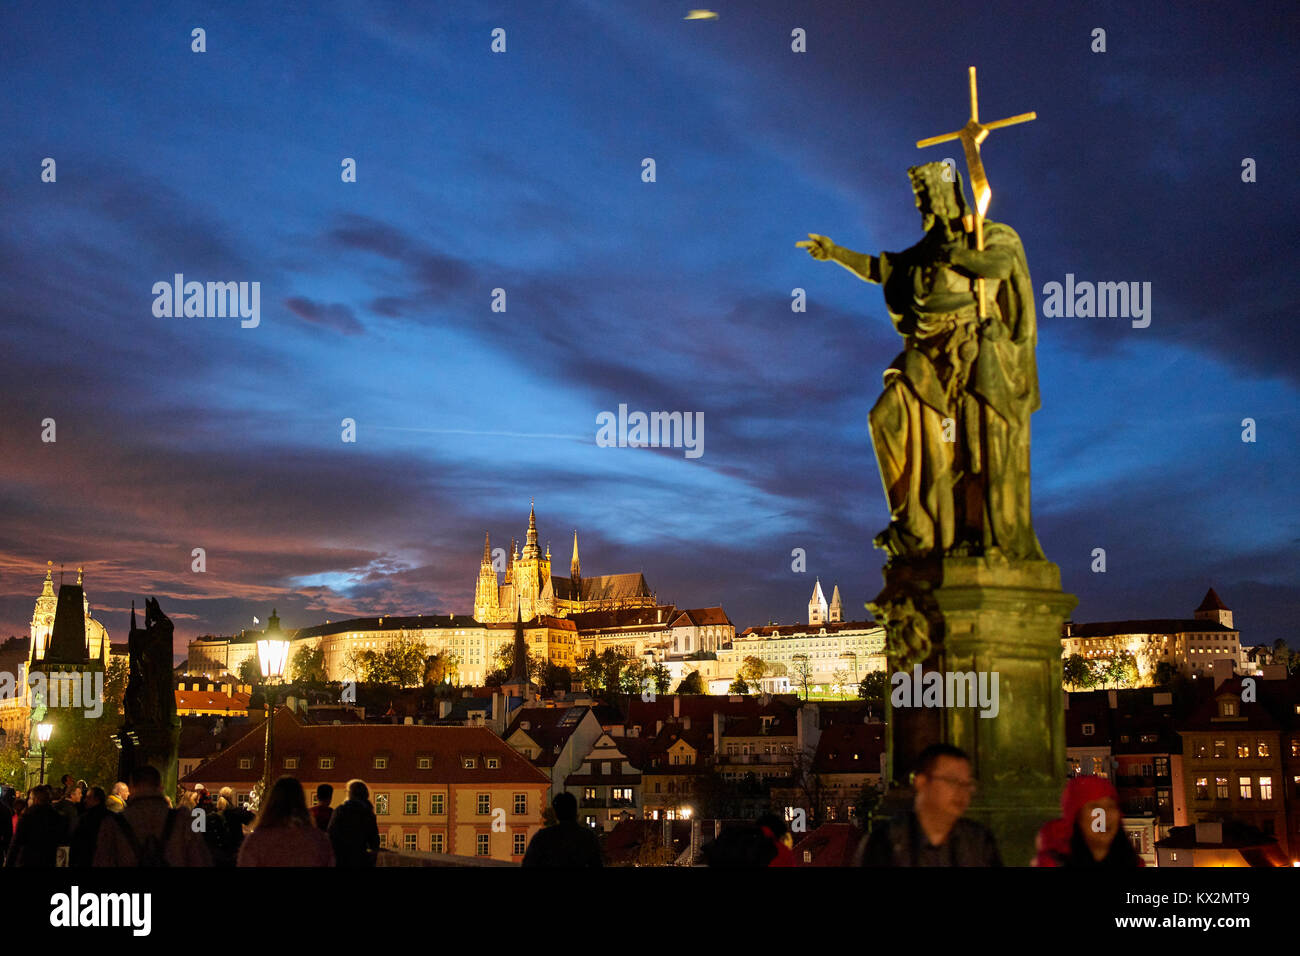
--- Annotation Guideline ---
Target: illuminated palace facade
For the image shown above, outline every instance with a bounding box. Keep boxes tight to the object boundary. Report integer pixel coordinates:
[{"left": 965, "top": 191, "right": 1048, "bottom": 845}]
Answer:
[{"left": 473, "top": 503, "right": 656, "bottom": 623}]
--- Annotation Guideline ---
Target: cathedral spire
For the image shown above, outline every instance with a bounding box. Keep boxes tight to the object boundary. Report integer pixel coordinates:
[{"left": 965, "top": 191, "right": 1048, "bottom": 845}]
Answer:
[
  {"left": 131, "top": 599, "right": 137, "bottom": 632},
  {"left": 41, "top": 561, "right": 54, "bottom": 598},
  {"left": 481, "top": 531, "right": 492, "bottom": 566},
  {"left": 523, "top": 499, "right": 539, "bottom": 559},
  {"left": 570, "top": 530, "right": 581, "bottom": 580}
]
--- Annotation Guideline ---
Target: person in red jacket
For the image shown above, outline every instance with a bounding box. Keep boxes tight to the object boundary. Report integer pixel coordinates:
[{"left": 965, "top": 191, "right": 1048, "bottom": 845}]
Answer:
[
  {"left": 1035, "top": 775, "right": 1143, "bottom": 867},
  {"left": 756, "top": 813, "right": 797, "bottom": 867}
]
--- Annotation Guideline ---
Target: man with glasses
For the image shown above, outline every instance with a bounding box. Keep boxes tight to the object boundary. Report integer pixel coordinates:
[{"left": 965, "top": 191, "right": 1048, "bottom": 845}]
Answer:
[{"left": 858, "top": 743, "right": 1001, "bottom": 866}]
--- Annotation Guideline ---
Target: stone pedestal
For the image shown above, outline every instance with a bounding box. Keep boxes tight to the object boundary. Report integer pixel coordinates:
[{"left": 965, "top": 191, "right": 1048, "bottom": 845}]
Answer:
[{"left": 870, "top": 554, "right": 1077, "bottom": 866}]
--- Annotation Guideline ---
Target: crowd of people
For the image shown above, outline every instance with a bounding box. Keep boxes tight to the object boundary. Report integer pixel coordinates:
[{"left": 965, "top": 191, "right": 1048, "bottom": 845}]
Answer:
[{"left": 0, "top": 743, "right": 1143, "bottom": 868}]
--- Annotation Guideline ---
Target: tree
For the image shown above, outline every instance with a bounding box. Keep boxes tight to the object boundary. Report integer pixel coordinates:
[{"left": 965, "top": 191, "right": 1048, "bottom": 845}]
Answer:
[
  {"left": 858, "top": 670, "right": 888, "bottom": 702},
  {"left": 40, "top": 659, "right": 128, "bottom": 790},
  {"left": 831, "top": 669, "right": 850, "bottom": 700},
  {"left": 539, "top": 661, "right": 572, "bottom": 696},
  {"left": 853, "top": 782, "right": 884, "bottom": 835},
  {"left": 237, "top": 656, "right": 262, "bottom": 686},
  {"left": 728, "top": 676, "right": 749, "bottom": 695},
  {"left": 1062, "top": 654, "right": 1094, "bottom": 690},
  {"left": 649, "top": 662, "right": 672, "bottom": 695},
  {"left": 791, "top": 655, "right": 812, "bottom": 700},
  {"left": 423, "top": 652, "right": 460, "bottom": 688},
  {"left": 487, "top": 640, "right": 541, "bottom": 687},
  {"left": 290, "top": 644, "right": 326, "bottom": 684},
  {"left": 1153, "top": 660, "right": 1176, "bottom": 687},
  {"left": 676, "top": 671, "right": 704, "bottom": 694},
  {"left": 1102, "top": 651, "right": 1138, "bottom": 689},
  {"left": 741, "top": 656, "right": 767, "bottom": 691},
  {"left": 0, "top": 743, "right": 29, "bottom": 790}
]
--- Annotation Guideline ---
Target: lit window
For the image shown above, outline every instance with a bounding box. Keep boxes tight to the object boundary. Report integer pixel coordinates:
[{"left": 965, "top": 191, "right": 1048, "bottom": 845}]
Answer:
[
  {"left": 319, "top": 757, "right": 334, "bottom": 770},
  {"left": 1237, "top": 743, "right": 1250, "bottom": 758},
  {"left": 374, "top": 756, "right": 387, "bottom": 769},
  {"left": 418, "top": 757, "right": 431, "bottom": 770},
  {"left": 376, "top": 794, "right": 389, "bottom": 815},
  {"left": 477, "top": 793, "right": 490, "bottom": 815},
  {"left": 1239, "top": 778, "right": 1252, "bottom": 800},
  {"left": 1215, "top": 777, "right": 1229, "bottom": 799},
  {"left": 1195, "top": 777, "right": 1209, "bottom": 799},
  {"left": 1260, "top": 776, "right": 1273, "bottom": 800},
  {"left": 487, "top": 757, "right": 499, "bottom": 769},
  {"left": 1213, "top": 740, "right": 1226, "bottom": 758},
  {"left": 1257, "top": 741, "right": 1269, "bottom": 758},
  {"left": 463, "top": 757, "right": 476, "bottom": 769}
]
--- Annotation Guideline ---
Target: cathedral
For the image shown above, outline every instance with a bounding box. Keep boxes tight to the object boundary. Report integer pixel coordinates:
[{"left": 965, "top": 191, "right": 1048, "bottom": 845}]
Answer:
[{"left": 473, "top": 503, "right": 656, "bottom": 623}]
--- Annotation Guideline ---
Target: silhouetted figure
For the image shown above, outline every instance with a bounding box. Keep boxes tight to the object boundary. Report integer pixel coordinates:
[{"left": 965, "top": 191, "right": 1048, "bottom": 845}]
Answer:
[
  {"left": 521, "top": 792, "right": 602, "bottom": 867},
  {"left": 238, "top": 777, "right": 334, "bottom": 867},
  {"left": 702, "top": 825, "right": 777, "bottom": 867},
  {"left": 69, "top": 787, "right": 109, "bottom": 867},
  {"left": 94, "top": 765, "right": 211, "bottom": 867},
  {"left": 328, "top": 779, "right": 380, "bottom": 868},
  {"left": 213, "top": 786, "right": 253, "bottom": 867},
  {"left": 310, "top": 783, "right": 334, "bottom": 831},
  {"left": 859, "top": 743, "right": 1002, "bottom": 866},
  {"left": 4, "top": 786, "right": 68, "bottom": 867},
  {"left": 1034, "top": 776, "right": 1143, "bottom": 867},
  {"left": 0, "top": 787, "right": 14, "bottom": 862}
]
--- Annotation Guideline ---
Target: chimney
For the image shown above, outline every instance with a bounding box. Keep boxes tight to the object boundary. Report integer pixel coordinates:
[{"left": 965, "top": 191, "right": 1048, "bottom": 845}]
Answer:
[
  {"left": 713, "top": 711, "right": 723, "bottom": 749},
  {"left": 438, "top": 700, "right": 452, "bottom": 719},
  {"left": 1107, "top": 689, "right": 1117, "bottom": 708},
  {"left": 1194, "top": 821, "right": 1223, "bottom": 845},
  {"left": 673, "top": 696, "right": 680, "bottom": 718},
  {"left": 682, "top": 716, "right": 690, "bottom": 730}
]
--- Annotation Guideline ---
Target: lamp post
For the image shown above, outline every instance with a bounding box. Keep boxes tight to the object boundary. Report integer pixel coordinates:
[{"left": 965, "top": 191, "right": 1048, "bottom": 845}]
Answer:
[
  {"left": 36, "top": 721, "right": 53, "bottom": 786},
  {"left": 256, "top": 639, "right": 290, "bottom": 806}
]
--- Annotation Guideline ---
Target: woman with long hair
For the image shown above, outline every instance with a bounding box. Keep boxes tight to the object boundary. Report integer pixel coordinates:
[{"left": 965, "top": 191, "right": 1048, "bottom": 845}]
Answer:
[{"left": 237, "top": 777, "right": 334, "bottom": 867}]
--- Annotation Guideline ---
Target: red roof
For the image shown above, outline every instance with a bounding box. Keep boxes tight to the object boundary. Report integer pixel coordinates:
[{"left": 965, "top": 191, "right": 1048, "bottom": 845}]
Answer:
[
  {"left": 793, "top": 823, "right": 862, "bottom": 866},
  {"left": 1197, "top": 588, "right": 1230, "bottom": 612},
  {"left": 180, "top": 707, "right": 550, "bottom": 786}
]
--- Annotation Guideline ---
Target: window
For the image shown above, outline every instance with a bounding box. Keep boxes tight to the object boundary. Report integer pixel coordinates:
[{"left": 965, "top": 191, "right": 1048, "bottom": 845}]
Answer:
[
  {"left": 404, "top": 793, "right": 418, "bottom": 815},
  {"left": 430, "top": 833, "right": 444, "bottom": 853},
  {"left": 1237, "top": 742, "right": 1250, "bottom": 758},
  {"left": 487, "top": 757, "right": 499, "bottom": 769},
  {"left": 430, "top": 793, "right": 444, "bottom": 815},
  {"left": 1213, "top": 739, "right": 1226, "bottom": 758},
  {"left": 1195, "top": 777, "right": 1209, "bottom": 799},
  {"left": 403, "top": 833, "right": 418, "bottom": 851},
  {"left": 1239, "top": 778, "right": 1252, "bottom": 800},
  {"left": 1155, "top": 757, "right": 1169, "bottom": 776},
  {"left": 584, "top": 815, "right": 598, "bottom": 828},
  {"left": 378, "top": 834, "right": 387, "bottom": 849},
  {"left": 374, "top": 756, "right": 388, "bottom": 769},
  {"left": 1157, "top": 791, "right": 1170, "bottom": 808},
  {"left": 1259, "top": 776, "right": 1273, "bottom": 800},
  {"left": 477, "top": 793, "right": 490, "bottom": 815},
  {"left": 514, "top": 793, "right": 526, "bottom": 815},
  {"left": 418, "top": 757, "right": 431, "bottom": 770},
  {"left": 1221, "top": 700, "right": 1236, "bottom": 716},
  {"left": 1082, "top": 723, "right": 1094, "bottom": 736},
  {"left": 283, "top": 757, "right": 298, "bottom": 770},
  {"left": 1292, "top": 740, "right": 1299, "bottom": 757},
  {"left": 476, "top": 833, "right": 490, "bottom": 856},
  {"left": 463, "top": 757, "right": 476, "bottom": 769},
  {"left": 612, "top": 787, "right": 632, "bottom": 803},
  {"left": 238, "top": 757, "right": 252, "bottom": 770},
  {"left": 319, "top": 757, "right": 334, "bottom": 770},
  {"left": 376, "top": 794, "right": 389, "bottom": 815},
  {"left": 513, "top": 832, "right": 527, "bottom": 855},
  {"left": 1256, "top": 741, "right": 1269, "bottom": 758},
  {"left": 1215, "top": 777, "right": 1229, "bottom": 799},
  {"left": 584, "top": 787, "right": 597, "bottom": 800},
  {"left": 1091, "top": 757, "right": 1105, "bottom": 777},
  {"left": 1194, "top": 741, "right": 1207, "bottom": 758}
]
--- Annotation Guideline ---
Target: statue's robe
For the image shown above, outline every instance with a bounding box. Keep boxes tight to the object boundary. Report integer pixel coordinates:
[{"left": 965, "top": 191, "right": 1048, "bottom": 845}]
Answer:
[{"left": 868, "top": 220, "right": 1044, "bottom": 560}]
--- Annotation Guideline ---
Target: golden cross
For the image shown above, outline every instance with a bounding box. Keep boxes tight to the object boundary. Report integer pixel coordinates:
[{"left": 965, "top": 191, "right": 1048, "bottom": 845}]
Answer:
[{"left": 917, "top": 66, "right": 1035, "bottom": 317}]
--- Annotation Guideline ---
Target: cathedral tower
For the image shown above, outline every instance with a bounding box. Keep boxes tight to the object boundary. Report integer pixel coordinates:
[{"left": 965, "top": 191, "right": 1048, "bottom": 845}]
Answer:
[
  {"left": 829, "top": 584, "right": 843, "bottom": 623},
  {"left": 474, "top": 532, "right": 500, "bottom": 620},
  {"left": 808, "top": 578, "right": 828, "bottom": 626}
]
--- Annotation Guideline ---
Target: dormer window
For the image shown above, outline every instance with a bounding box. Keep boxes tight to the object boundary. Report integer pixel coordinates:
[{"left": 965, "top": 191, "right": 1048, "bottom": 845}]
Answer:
[
  {"left": 1221, "top": 700, "right": 1237, "bottom": 716},
  {"left": 374, "top": 756, "right": 388, "bottom": 769},
  {"left": 463, "top": 757, "right": 476, "bottom": 769},
  {"left": 1082, "top": 723, "right": 1095, "bottom": 736},
  {"left": 487, "top": 757, "right": 499, "bottom": 769}
]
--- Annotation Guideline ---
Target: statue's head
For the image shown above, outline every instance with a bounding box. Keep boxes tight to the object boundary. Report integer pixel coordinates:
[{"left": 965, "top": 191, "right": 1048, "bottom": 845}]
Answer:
[{"left": 908, "top": 162, "right": 970, "bottom": 232}]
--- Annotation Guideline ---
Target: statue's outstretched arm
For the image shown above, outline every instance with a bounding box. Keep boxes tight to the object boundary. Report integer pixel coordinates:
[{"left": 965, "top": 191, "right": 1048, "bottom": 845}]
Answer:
[{"left": 798, "top": 234, "right": 882, "bottom": 284}]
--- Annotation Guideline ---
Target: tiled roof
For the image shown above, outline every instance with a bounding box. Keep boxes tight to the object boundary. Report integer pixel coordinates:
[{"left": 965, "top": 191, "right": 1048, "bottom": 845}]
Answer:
[
  {"left": 1196, "top": 588, "right": 1229, "bottom": 612},
  {"left": 550, "top": 573, "right": 654, "bottom": 604},
  {"left": 291, "top": 614, "right": 479, "bottom": 640},
  {"left": 813, "top": 724, "right": 886, "bottom": 773},
  {"left": 670, "top": 607, "right": 732, "bottom": 628},
  {"left": 180, "top": 707, "right": 549, "bottom": 786},
  {"left": 175, "top": 690, "right": 251, "bottom": 712},
  {"left": 738, "top": 620, "right": 878, "bottom": 638},
  {"left": 505, "top": 707, "right": 591, "bottom": 767},
  {"left": 1068, "top": 619, "right": 1236, "bottom": 637},
  {"left": 793, "top": 823, "right": 863, "bottom": 866},
  {"left": 567, "top": 605, "right": 675, "bottom": 632},
  {"left": 624, "top": 694, "right": 800, "bottom": 731}
]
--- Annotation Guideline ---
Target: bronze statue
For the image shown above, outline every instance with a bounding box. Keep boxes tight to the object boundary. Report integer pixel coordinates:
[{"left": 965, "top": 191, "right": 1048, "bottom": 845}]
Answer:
[
  {"left": 800, "top": 161, "right": 1043, "bottom": 562},
  {"left": 117, "top": 597, "right": 180, "bottom": 794}
]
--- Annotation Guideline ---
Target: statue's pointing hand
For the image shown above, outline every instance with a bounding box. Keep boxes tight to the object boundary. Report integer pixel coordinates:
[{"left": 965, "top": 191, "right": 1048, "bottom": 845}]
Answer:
[{"left": 797, "top": 233, "right": 835, "bottom": 261}]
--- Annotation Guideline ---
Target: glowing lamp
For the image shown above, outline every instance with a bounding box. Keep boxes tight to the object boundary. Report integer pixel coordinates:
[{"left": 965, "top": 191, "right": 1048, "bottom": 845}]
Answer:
[
  {"left": 36, "top": 721, "right": 53, "bottom": 744},
  {"left": 257, "top": 639, "right": 290, "bottom": 681}
]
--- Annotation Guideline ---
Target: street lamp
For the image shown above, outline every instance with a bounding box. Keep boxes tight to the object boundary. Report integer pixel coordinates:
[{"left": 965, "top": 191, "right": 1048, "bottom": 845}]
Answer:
[
  {"left": 257, "top": 639, "right": 290, "bottom": 803},
  {"left": 36, "top": 721, "right": 53, "bottom": 786}
]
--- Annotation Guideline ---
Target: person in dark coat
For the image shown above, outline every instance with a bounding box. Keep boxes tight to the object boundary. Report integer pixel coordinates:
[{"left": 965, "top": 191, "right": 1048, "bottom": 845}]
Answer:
[
  {"left": 310, "top": 783, "right": 334, "bottom": 831},
  {"left": 69, "top": 787, "right": 109, "bottom": 866},
  {"left": 521, "top": 792, "right": 603, "bottom": 867},
  {"left": 756, "top": 812, "right": 797, "bottom": 867},
  {"left": 859, "top": 743, "right": 1002, "bottom": 867},
  {"left": 327, "top": 779, "right": 380, "bottom": 867},
  {"left": 1034, "top": 775, "right": 1143, "bottom": 867},
  {"left": 53, "top": 784, "right": 82, "bottom": 831},
  {"left": 4, "top": 786, "right": 69, "bottom": 867},
  {"left": 214, "top": 786, "right": 254, "bottom": 867},
  {"left": 0, "top": 787, "right": 15, "bottom": 862}
]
